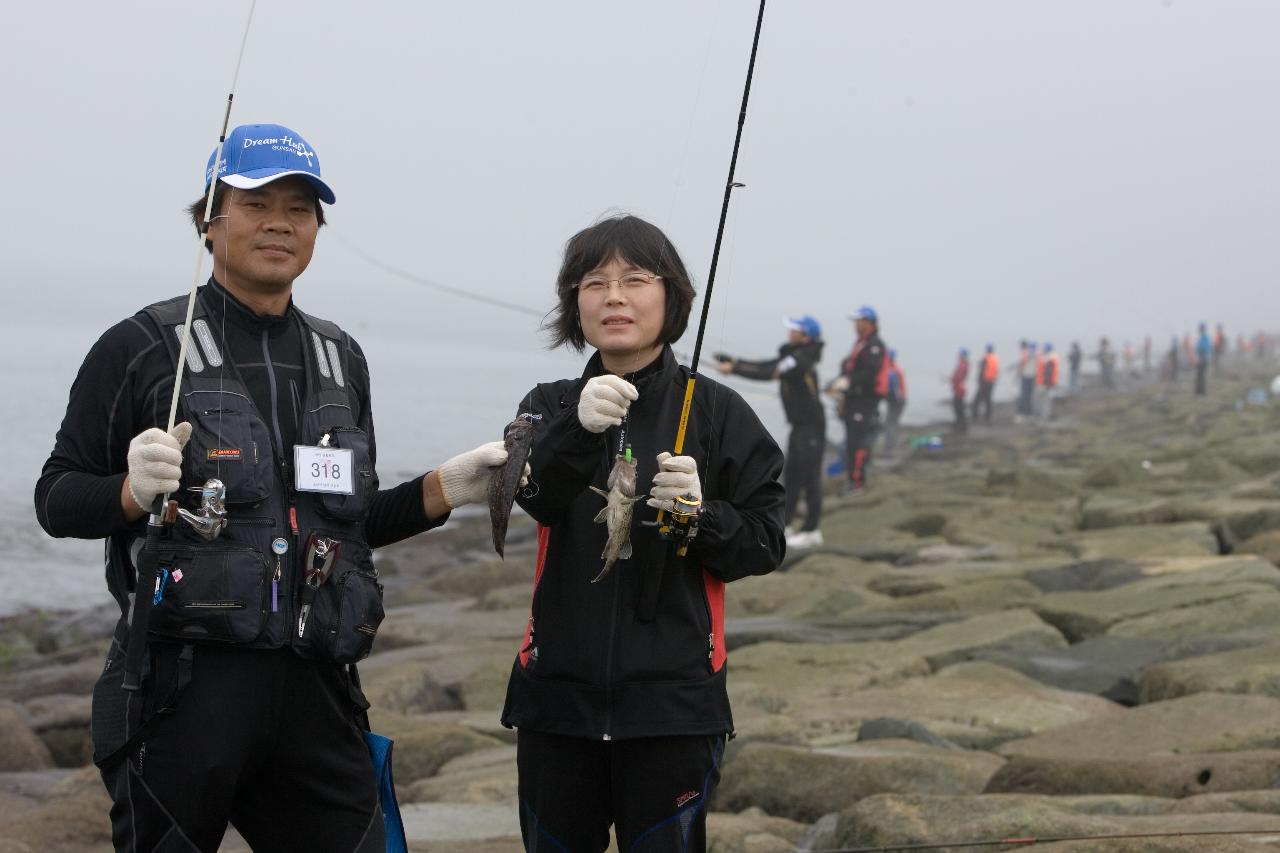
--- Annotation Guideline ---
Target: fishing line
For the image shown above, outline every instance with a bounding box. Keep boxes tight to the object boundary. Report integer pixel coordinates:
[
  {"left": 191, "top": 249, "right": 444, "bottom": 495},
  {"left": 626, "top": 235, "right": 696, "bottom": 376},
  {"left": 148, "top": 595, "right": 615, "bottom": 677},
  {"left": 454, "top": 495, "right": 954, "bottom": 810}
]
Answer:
[
  {"left": 328, "top": 228, "right": 545, "bottom": 318},
  {"left": 666, "top": 0, "right": 725, "bottom": 225}
]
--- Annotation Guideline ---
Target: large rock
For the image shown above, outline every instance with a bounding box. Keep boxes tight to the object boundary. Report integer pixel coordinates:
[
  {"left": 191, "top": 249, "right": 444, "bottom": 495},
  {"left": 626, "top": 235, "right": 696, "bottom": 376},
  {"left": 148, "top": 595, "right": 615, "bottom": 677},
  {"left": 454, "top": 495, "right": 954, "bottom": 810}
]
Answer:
[
  {"left": 1236, "top": 530, "right": 1280, "bottom": 566},
  {"left": 997, "top": 692, "right": 1280, "bottom": 759},
  {"left": 1138, "top": 641, "right": 1280, "bottom": 702},
  {"left": 705, "top": 807, "right": 808, "bottom": 853},
  {"left": 402, "top": 746, "right": 517, "bottom": 805},
  {"left": 373, "top": 720, "right": 505, "bottom": 785},
  {"left": 739, "top": 661, "right": 1119, "bottom": 750},
  {"left": 985, "top": 750, "right": 1280, "bottom": 797},
  {"left": 714, "top": 740, "right": 1004, "bottom": 822},
  {"left": 1052, "top": 522, "right": 1219, "bottom": 561},
  {"left": 0, "top": 704, "right": 53, "bottom": 772},
  {"left": 1108, "top": 588, "right": 1280, "bottom": 639},
  {"left": 834, "top": 792, "right": 1276, "bottom": 851},
  {"left": 1030, "top": 559, "right": 1279, "bottom": 641}
]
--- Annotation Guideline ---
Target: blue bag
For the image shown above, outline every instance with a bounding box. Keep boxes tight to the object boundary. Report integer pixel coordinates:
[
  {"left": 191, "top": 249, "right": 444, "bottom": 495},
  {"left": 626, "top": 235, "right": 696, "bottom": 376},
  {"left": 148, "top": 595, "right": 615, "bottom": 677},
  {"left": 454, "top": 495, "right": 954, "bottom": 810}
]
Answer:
[{"left": 364, "top": 731, "right": 408, "bottom": 853}]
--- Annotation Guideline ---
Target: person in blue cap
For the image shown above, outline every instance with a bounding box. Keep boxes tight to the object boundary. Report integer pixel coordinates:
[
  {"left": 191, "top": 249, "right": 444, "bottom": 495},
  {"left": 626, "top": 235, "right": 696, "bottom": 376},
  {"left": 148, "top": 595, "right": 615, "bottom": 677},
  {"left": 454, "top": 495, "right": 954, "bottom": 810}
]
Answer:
[
  {"left": 717, "top": 315, "right": 826, "bottom": 547},
  {"left": 35, "top": 123, "right": 521, "bottom": 851},
  {"left": 826, "top": 306, "right": 888, "bottom": 494}
]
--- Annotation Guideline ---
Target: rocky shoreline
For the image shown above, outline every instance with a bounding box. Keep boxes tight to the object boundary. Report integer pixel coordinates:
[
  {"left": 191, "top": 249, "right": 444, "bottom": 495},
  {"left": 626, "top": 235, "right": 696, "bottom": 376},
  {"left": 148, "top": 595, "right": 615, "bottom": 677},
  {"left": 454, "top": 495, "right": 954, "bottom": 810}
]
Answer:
[{"left": 4, "top": 367, "right": 1280, "bottom": 851}]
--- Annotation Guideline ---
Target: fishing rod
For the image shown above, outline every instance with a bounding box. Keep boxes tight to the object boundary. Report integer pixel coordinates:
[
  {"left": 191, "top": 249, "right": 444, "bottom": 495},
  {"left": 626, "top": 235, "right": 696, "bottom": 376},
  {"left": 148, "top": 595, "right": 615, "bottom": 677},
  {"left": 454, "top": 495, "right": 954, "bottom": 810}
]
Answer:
[
  {"left": 123, "top": 1, "right": 258, "bottom": 690},
  {"left": 805, "top": 827, "right": 1280, "bottom": 852},
  {"left": 641, "top": 0, "right": 766, "bottom": 620}
]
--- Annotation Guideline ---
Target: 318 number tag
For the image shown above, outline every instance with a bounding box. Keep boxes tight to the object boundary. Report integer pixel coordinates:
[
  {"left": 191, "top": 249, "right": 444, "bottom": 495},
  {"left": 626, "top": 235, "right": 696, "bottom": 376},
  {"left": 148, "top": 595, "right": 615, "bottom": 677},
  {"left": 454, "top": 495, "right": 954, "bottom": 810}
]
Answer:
[{"left": 294, "top": 446, "right": 354, "bottom": 494}]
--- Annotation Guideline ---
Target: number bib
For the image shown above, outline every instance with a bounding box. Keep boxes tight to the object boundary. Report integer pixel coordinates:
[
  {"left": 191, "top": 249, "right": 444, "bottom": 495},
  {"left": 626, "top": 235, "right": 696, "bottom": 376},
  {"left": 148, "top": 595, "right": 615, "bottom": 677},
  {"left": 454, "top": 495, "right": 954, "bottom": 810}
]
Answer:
[{"left": 294, "top": 445, "right": 354, "bottom": 494}]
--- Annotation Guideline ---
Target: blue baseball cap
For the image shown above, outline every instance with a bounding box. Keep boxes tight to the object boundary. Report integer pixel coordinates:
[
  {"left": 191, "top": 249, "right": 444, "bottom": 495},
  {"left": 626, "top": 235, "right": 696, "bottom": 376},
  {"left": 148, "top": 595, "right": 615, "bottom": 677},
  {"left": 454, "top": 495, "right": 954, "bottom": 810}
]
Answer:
[
  {"left": 204, "top": 123, "right": 336, "bottom": 204},
  {"left": 783, "top": 315, "right": 821, "bottom": 340},
  {"left": 848, "top": 305, "right": 878, "bottom": 324},
  {"left": 959, "top": 347, "right": 969, "bottom": 358}
]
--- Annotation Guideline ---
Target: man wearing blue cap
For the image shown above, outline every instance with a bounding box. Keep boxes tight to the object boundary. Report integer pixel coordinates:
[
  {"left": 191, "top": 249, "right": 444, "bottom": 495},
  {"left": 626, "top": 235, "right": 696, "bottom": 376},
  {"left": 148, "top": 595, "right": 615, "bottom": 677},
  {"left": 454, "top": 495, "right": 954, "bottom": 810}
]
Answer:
[
  {"left": 827, "top": 306, "right": 888, "bottom": 495},
  {"left": 716, "top": 315, "right": 826, "bottom": 547},
  {"left": 35, "top": 124, "right": 520, "bottom": 851}
]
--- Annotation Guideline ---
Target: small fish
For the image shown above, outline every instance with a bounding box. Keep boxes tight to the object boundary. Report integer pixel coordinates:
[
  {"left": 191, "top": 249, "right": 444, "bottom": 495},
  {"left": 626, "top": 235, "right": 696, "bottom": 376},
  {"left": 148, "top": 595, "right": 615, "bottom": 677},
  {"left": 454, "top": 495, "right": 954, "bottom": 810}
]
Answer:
[
  {"left": 588, "top": 454, "right": 646, "bottom": 583},
  {"left": 488, "top": 416, "right": 536, "bottom": 558}
]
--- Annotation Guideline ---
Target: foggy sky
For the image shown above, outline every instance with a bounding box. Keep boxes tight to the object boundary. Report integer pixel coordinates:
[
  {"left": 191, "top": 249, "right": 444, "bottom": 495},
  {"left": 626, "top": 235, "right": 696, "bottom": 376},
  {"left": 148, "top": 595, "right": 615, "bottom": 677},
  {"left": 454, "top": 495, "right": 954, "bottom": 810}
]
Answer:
[{"left": 4, "top": 0, "right": 1279, "bottom": 429}]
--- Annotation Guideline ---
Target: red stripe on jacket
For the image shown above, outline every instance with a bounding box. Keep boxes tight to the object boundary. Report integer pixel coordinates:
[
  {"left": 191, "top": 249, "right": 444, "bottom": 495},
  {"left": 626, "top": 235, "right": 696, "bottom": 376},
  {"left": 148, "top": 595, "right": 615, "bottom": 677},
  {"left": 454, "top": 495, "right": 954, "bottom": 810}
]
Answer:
[
  {"left": 517, "top": 524, "right": 552, "bottom": 668},
  {"left": 704, "top": 570, "right": 726, "bottom": 672}
]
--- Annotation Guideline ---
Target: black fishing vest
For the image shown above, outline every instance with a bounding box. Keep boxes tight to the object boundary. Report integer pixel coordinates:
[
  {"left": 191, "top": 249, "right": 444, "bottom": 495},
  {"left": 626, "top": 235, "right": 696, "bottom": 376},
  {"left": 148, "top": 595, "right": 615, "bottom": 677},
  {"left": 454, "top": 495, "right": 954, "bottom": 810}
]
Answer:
[{"left": 133, "top": 293, "right": 383, "bottom": 663}]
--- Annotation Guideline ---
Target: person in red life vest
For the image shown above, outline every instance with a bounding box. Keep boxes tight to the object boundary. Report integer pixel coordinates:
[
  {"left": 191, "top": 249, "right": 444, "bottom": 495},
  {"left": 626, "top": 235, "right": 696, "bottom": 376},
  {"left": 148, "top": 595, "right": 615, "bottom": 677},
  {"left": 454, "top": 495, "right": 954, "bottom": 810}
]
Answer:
[
  {"left": 971, "top": 343, "right": 999, "bottom": 424},
  {"left": 1037, "top": 342, "right": 1061, "bottom": 420},
  {"left": 826, "top": 305, "right": 888, "bottom": 495},
  {"left": 949, "top": 348, "right": 970, "bottom": 434},
  {"left": 881, "top": 349, "right": 908, "bottom": 456}
]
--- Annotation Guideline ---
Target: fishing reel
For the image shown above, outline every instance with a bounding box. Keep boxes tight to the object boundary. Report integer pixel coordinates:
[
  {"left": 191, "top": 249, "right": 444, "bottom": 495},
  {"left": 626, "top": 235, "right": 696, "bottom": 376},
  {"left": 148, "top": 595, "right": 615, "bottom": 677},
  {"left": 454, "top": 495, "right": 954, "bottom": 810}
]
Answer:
[
  {"left": 649, "top": 493, "right": 703, "bottom": 556},
  {"left": 176, "top": 478, "right": 228, "bottom": 541}
]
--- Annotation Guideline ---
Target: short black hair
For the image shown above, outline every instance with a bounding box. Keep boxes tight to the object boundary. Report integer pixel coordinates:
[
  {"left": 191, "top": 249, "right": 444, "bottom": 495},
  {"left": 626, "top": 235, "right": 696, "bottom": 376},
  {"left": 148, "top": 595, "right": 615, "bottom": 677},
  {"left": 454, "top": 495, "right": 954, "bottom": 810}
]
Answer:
[
  {"left": 544, "top": 214, "right": 696, "bottom": 352},
  {"left": 186, "top": 182, "right": 326, "bottom": 253}
]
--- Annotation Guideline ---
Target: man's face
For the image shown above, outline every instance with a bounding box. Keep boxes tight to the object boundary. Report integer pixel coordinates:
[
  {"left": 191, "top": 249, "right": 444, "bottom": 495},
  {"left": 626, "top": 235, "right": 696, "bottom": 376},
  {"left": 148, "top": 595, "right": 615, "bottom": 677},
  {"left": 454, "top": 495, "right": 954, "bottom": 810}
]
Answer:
[
  {"left": 787, "top": 328, "right": 807, "bottom": 345},
  {"left": 206, "top": 176, "right": 319, "bottom": 295},
  {"left": 854, "top": 318, "right": 872, "bottom": 338}
]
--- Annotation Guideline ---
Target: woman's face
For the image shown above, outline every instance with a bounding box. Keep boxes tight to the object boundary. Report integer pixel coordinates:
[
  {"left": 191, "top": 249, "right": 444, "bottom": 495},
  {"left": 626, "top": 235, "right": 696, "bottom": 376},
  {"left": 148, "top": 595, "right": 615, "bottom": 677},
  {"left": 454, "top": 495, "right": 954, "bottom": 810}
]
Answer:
[{"left": 576, "top": 255, "right": 667, "bottom": 369}]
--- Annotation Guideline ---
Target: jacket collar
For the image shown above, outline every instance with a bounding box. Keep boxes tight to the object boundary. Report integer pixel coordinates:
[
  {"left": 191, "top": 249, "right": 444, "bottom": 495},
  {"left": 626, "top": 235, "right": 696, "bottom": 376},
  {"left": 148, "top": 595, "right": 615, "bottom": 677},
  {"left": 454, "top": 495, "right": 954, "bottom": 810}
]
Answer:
[
  {"left": 204, "top": 277, "right": 296, "bottom": 334},
  {"left": 580, "top": 345, "right": 680, "bottom": 394}
]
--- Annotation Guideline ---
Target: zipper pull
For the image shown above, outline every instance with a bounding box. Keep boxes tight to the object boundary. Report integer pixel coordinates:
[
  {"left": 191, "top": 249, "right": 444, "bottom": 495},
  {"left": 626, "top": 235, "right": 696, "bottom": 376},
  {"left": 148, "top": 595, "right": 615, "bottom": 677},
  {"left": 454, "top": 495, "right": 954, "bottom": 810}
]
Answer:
[
  {"left": 270, "top": 537, "right": 289, "bottom": 614},
  {"left": 289, "top": 505, "right": 299, "bottom": 535},
  {"left": 709, "top": 632, "right": 714, "bottom": 659},
  {"left": 272, "top": 558, "right": 282, "bottom": 613}
]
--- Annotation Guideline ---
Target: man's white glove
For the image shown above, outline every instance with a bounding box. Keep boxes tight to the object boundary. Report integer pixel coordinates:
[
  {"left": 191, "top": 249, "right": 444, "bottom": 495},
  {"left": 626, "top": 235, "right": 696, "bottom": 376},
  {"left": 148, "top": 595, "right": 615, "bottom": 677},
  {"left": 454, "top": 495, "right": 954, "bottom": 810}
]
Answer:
[
  {"left": 437, "top": 441, "right": 529, "bottom": 510},
  {"left": 126, "top": 422, "right": 192, "bottom": 511},
  {"left": 646, "top": 452, "right": 703, "bottom": 513},
  {"left": 578, "top": 375, "right": 638, "bottom": 433},
  {"left": 826, "top": 375, "right": 850, "bottom": 395}
]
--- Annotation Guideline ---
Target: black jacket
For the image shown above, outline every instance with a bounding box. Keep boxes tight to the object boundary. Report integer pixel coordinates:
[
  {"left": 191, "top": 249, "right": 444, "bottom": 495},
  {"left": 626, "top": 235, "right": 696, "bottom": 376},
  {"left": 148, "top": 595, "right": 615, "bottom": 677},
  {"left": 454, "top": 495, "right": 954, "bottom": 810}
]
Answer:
[
  {"left": 840, "top": 330, "right": 887, "bottom": 410},
  {"left": 500, "top": 347, "right": 785, "bottom": 740},
  {"left": 729, "top": 340, "right": 825, "bottom": 428}
]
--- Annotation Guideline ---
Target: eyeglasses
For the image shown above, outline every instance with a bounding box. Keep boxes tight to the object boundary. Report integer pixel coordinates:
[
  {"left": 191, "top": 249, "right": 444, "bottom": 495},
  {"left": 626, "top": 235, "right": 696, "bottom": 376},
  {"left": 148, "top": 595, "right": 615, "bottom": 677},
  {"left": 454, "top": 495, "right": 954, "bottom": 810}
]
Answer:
[{"left": 574, "top": 272, "right": 662, "bottom": 294}]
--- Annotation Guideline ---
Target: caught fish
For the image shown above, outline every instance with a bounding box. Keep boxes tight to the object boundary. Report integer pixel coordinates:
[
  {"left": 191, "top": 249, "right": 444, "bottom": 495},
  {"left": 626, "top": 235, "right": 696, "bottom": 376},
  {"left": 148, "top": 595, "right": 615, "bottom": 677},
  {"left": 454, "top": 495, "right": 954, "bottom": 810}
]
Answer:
[
  {"left": 588, "top": 453, "right": 645, "bottom": 583},
  {"left": 488, "top": 415, "right": 536, "bottom": 558}
]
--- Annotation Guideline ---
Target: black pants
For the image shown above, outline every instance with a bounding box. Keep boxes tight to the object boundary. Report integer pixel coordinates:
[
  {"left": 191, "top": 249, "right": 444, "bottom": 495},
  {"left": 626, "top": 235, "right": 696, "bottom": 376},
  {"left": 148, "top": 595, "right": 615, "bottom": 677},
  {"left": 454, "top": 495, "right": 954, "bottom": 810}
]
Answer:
[
  {"left": 785, "top": 421, "right": 825, "bottom": 532},
  {"left": 952, "top": 395, "right": 968, "bottom": 433},
  {"left": 1017, "top": 377, "right": 1035, "bottom": 415},
  {"left": 971, "top": 381, "right": 994, "bottom": 423},
  {"left": 94, "top": 641, "right": 383, "bottom": 853},
  {"left": 843, "top": 404, "right": 880, "bottom": 489},
  {"left": 517, "top": 729, "right": 725, "bottom": 852},
  {"left": 1195, "top": 361, "right": 1208, "bottom": 395}
]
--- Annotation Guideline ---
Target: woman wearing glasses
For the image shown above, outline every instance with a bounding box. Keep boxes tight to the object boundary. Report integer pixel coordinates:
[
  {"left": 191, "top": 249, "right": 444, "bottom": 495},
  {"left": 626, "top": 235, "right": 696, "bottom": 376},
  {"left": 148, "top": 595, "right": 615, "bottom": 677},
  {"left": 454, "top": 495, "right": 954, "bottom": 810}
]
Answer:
[{"left": 500, "top": 214, "right": 785, "bottom": 851}]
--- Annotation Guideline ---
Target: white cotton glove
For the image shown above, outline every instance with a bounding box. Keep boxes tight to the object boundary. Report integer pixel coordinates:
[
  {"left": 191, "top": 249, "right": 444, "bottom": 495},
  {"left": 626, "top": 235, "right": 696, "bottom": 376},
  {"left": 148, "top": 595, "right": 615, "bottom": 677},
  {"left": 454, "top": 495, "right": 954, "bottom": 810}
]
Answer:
[
  {"left": 126, "top": 422, "right": 192, "bottom": 511},
  {"left": 577, "top": 375, "right": 639, "bottom": 433},
  {"left": 437, "top": 441, "right": 529, "bottom": 509},
  {"left": 646, "top": 452, "right": 703, "bottom": 513}
]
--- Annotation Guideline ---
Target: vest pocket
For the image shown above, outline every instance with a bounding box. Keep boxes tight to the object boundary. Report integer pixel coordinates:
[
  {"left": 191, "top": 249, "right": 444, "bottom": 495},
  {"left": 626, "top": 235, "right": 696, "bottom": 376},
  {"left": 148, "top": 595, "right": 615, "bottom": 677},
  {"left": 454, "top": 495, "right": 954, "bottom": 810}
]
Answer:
[
  {"left": 294, "top": 542, "right": 384, "bottom": 664},
  {"left": 148, "top": 543, "right": 269, "bottom": 644},
  {"left": 315, "top": 426, "right": 374, "bottom": 521},
  {"left": 183, "top": 391, "right": 274, "bottom": 505}
]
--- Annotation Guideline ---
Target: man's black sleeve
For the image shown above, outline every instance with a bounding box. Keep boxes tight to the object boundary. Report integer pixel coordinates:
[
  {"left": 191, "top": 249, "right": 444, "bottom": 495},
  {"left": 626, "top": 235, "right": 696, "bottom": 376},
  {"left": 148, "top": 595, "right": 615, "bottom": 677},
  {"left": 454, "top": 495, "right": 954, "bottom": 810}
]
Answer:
[
  {"left": 35, "top": 317, "right": 170, "bottom": 540},
  {"left": 346, "top": 336, "right": 447, "bottom": 548},
  {"left": 730, "top": 356, "right": 781, "bottom": 382}
]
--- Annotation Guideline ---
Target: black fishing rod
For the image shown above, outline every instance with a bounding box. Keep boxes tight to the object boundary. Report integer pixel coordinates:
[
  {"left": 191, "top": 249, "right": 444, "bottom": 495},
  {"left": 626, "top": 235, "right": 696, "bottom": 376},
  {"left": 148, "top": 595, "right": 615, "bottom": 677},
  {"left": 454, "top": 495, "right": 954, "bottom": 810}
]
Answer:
[
  {"left": 123, "top": 1, "right": 258, "bottom": 690},
  {"left": 641, "top": 0, "right": 767, "bottom": 620},
  {"left": 805, "top": 828, "right": 1280, "bottom": 852}
]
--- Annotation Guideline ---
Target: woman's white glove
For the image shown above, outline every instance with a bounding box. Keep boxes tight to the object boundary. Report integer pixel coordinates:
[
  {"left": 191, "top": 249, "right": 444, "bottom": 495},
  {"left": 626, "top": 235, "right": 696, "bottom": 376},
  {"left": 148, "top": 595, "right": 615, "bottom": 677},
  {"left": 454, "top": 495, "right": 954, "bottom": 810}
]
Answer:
[
  {"left": 646, "top": 452, "right": 702, "bottom": 513},
  {"left": 437, "top": 441, "right": 529, "bottom": 509},
  {"left": 577, "top": 375, "right": 638, "bottom": 433},
  {"left": 126, "top": 423, "right": 192, "bottom": 510}
]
